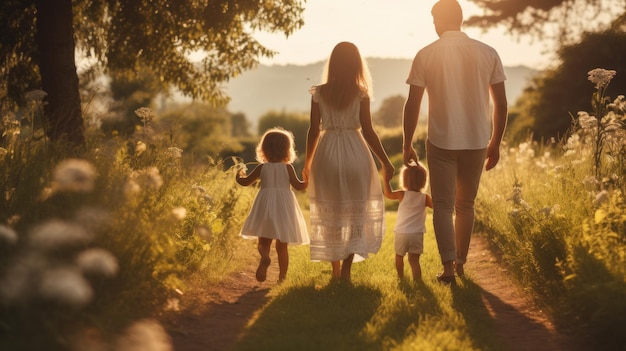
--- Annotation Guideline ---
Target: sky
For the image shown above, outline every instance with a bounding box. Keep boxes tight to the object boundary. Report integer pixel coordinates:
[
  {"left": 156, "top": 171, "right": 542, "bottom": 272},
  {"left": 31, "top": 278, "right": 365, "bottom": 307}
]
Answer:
[{"left": 254, "top": 0, "right": 552, "bottom": 68}]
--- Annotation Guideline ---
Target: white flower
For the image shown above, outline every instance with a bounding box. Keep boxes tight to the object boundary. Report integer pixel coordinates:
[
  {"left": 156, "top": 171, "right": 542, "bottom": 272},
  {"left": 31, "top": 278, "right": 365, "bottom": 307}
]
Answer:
[
  {"left": 115, "top": 319, "right": 173, "bottom": 351},
  {"left": 25, "top": 89, "right": 48, "bottom": 102},
  {"left": 0, "top": 224, "right": 17, "bottom": 244},
  {"left": 39, "top": 267, "right": 93, "bottom": 306},
  {"left": 53, "top": 159, "right": 97, "bottom": 193},
  {"left": 29, "top": 220, "right": 93, "bottom": 251},
  {"left": 135, "top": 141, "right": 147, "bottom": 155},
  {"left": 588, "top": 68, "right": 616, "bottom": 89},
  {"left": 195, "top": 225, "right": 212, "bottom": 242},
  {"left": 171, "top": 207, "right": 187, "bottom": 220},
  {"left": 192, "top": 185, "right": 206, "bottom": 194},
  {"left": 134, "top": 107, "right": 154, "bottom": 124},
  {"left": 594, "top": 190, "right": 609, "bottom": 206},
  {"left": 577, "top": 111, "right": 598, "bottom": 130},
  {"left": 129, "top": 167, "right": 163, "bottom": 190},
  {"left": 165, "top": 147, "right": 183, "bottom": 159},
  {"left": 77, "top": 248, "right": 118, "bottom": 277}
]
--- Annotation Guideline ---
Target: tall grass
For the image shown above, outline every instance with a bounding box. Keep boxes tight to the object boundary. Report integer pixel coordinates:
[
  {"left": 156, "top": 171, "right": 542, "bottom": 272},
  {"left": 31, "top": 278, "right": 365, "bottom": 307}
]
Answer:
[
  {"left": 0, "top": 103, "right": 249, "bottom": 350},
  {"left": 476, "top": 69, "right": 626, "bottom": 349}
]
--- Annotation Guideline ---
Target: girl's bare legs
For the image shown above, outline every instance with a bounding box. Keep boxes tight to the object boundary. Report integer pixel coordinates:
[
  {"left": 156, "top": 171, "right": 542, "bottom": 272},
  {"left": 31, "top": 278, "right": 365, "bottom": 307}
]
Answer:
[
  {"left": 408, "top": 253, "right": 422, "bottom": 280},
  {"left": 331, "top": 261, "right": 341, "bottom": 279},
  {"left": 340, "top": 254, "right": 355, "bottom": 282},
  {"left": 275, "top": 240, "right": 289, "bottom": 282},
  {"left": 395, "top": 254, "right": 405, "bottom": 279},
  {"left": 256, "top": 237, "right": 272, "bottom": 282}
]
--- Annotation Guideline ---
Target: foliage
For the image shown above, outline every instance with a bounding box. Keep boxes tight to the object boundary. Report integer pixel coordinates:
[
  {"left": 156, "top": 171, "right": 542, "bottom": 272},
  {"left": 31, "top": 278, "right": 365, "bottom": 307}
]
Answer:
[
  {"left": 476, "top": 69, "right": 625, "bottom": 348},
  {"left": 373, "top": 95, "right": 406, "bottom": 128},
  {"left": 466, "top": 0, "right": 626, "bottom": 45},
  {"left": 0, "top": 0, "right": 305, "bottom": 142},
  {"left": 507, "top": 31, "right": 626, "bottom": 141},
  {"left": 0, "top": 102, "right": 249, "bottom": 350}
]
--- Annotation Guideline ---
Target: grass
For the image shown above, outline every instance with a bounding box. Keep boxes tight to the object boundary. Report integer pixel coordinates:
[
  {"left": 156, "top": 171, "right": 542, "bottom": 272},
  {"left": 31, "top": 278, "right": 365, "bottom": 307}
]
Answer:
[{"left": 232, "top": 212, "right": 509, "bottom": 351}]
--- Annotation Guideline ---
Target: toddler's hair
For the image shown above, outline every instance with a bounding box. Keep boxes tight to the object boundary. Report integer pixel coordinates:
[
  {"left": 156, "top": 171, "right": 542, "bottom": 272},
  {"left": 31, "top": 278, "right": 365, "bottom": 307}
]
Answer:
[
  {"left": 256, "top": 127, "right": 297, "bottom": 163},
  {"left": 399, "top": 162, "right": 428, "bottom": 192}
]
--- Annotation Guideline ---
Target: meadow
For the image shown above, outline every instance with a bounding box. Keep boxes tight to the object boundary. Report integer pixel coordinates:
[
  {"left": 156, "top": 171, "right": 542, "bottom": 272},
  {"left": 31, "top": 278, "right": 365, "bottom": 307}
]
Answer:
[{"left": 0, "top": 69, "right": 624, "bottom": 350}]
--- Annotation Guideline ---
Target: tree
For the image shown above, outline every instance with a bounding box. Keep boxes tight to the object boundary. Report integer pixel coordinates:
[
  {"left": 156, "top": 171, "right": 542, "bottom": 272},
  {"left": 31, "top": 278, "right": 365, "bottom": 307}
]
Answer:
[
  {"left": 507, "top": 31, "right": 626, "bottom": 142},
  {"left": 373, "top": 95, "right": 406, "bottom": 128},
  {"left": 0, "top": 0, "right": 304, "bottom": 144},
  {"left": 466, "top": 0, "right": 626, "bottom": 45}
]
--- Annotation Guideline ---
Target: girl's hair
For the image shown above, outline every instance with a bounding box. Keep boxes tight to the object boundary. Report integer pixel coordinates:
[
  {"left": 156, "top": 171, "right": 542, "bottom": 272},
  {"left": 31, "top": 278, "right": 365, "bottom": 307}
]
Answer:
[
  {"left": 319, "top": 41, "right": 373, "bottom": 109},
  {"left": 255, "top": 127, "right": 297, "bottom": 164},
  {"left": 399, "top": 162, "right": 428, "bottom": 192}
]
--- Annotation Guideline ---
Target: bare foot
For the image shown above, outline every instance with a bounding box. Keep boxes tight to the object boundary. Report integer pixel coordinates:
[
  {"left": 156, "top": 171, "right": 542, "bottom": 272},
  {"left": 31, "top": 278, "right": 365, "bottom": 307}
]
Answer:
[{"left": 255, "top": 257, "right": 271, "bottom": 282}]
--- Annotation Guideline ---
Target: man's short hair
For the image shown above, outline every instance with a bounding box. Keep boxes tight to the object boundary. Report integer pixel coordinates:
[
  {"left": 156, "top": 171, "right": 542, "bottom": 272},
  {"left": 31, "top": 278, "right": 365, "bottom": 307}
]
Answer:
[{"left": 431, "top": 0, "right": 463, "bottom": 25}]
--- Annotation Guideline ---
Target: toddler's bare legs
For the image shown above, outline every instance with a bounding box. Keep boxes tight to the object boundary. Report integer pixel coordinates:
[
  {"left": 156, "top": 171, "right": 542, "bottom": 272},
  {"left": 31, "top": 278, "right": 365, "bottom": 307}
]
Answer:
[
  {"left": 331, "top": 261, "right": 341, "bottom": 279},
  {"left": 275, "top": 240, "right": 288, "bottom": 282},
  {"left": 395, "top": 254, "right": 405, "bottom": 279},
  {"left": 256, "top": 237, "right": 272, "bottom": 282},
  {"left": 408, "top": 253, "right": 421, "bottom": 280}
]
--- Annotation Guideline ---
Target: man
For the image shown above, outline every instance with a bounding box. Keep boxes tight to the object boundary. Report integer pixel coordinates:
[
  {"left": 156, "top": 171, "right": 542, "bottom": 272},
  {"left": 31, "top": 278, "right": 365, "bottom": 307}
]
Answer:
[{"left": 402, "top": 0, "right": 508, "bottom": 283}]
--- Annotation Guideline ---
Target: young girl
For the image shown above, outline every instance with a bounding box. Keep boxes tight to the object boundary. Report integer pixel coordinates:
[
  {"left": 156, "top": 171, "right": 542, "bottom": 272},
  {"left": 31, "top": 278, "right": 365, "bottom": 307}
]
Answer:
[
  {"left": 303, "top": 42, "right": 394, "bottom": 282},
  {"left": 236, "top": 127, "right": 309, "bottom": 283},
  {"left": 384, "top": 162, "right": 433, "bottom": 280}
]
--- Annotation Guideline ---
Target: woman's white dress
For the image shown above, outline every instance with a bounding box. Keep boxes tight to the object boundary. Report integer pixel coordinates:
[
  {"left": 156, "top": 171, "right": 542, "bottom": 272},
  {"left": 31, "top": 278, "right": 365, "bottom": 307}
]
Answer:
[
  {"left": 240, "top": 163, "right": 309, "bottom": 244},
  {"left": 308, "top": 86, "right": 385, "bottom": 261}
]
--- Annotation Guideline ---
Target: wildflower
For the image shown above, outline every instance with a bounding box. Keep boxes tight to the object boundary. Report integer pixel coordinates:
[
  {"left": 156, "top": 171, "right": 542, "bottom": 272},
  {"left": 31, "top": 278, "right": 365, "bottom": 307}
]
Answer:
[
  {"left": 29, "top": 220, "right": 93, "bottom": 251},
  {"left": 594, "top": 190, "right": 609, "bottom": 206},
  {"left": 192, "top": 185, "right": 207, "bottom": 194},
  {"left": 0, "top": 254, "right": 45, "bottom": 302},
  {"left": 164, "top": 298, "right": 180, "bottom": 312},
  {"left": 77, "top": 248, "right": 118, "bottom": 277},
  {"left": 39, "top": 267, "right": 93, "bottom": 306},
  {"left": 129, "top": 167, "right": 163, "bottom": 190},
  {"left": 124, "top": 179, "right": 141, "bottom": 195},
  {"left": 134, "top": 107, "right": 154, "bottom": 124},
  {"left": 115, "top": 319, "right": 173, "bottom": 351},
  {"left": 577, "top": 111, "right": 597, "bottom": 130},
  {"left": 587, "top": 68, "right": 616, "bottom": 89},
  {"left": 52, "top": 158, "right": 97, "bottom": 193},
  {"left": 0, "top": 225, "right": 17, "bottom": 244},
  {"left": 165, "top": 147, "right": 183, "bottom": 159},
  {"left": 2, "top": 114, "right": 21, "bottom": 137},
  {"left": 608, "top": 95, "right": 626, "bottom": 113},
  {"left": 171, "top": 207, "right": 187, "bottom": 220},
  {"left": 0, "top": 147, "right": 8, "bottom": 157},
  {"left": 25, "top": 89, "right": 48, "bottom": 102},
  {"left": 135, "top": 141, "right": 147, "bottom": 155},
  {"left": 195, "top": 225, "right": 212, "bottom": 242},
  {"left": 144, "top": 167, "right": 163, "bottom": 189},
  {"left": 583, "top": 176, "right": 600, "bottom": 190}
]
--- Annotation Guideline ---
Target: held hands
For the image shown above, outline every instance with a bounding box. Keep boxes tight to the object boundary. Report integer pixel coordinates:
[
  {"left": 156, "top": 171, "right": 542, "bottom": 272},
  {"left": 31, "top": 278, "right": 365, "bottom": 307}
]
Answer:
[{"left": 403, "top": 147, "right": 419, "bottom": 166}]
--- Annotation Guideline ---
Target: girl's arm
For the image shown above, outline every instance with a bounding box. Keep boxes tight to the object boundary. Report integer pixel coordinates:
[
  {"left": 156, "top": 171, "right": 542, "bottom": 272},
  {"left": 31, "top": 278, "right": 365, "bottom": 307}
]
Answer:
[
  {"left": 383, "top": 180, "right": 404, "bottom": 201},
  {"left": 359, "top": 98, "right": 395, "bottom": 182},
  {"left": 425, "top": 193, "right": 433, "bottom": 209},
  {"left": 303, "top": 97, "right": 321, "bottom": 182},
  {"left": 235, "top": 164, "right": 262, "bottom": 186},
  {"left": 286, "top": 164, "right": 307, "bottom": 191}
]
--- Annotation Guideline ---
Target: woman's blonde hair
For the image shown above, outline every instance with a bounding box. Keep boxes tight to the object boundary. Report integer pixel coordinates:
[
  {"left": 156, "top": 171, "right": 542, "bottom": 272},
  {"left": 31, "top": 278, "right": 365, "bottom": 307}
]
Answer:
[
  {"left": 256, "top": 127, "right": 297, "bottom": 164},
  {"left": 319, "top": 41, "right": 373, "bottom": 109}
]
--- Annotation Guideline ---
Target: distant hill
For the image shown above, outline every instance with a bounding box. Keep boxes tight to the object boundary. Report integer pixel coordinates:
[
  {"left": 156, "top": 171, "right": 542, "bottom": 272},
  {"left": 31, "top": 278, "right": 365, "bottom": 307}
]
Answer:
[{"left": 223, "top": 58, "right": 537, "bottom": 127}]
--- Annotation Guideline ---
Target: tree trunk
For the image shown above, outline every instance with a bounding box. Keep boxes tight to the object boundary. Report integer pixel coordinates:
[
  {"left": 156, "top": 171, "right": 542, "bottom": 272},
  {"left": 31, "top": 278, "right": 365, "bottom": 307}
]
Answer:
[{"left": 35, "top": 0, "right": 84, "bottom": 145}]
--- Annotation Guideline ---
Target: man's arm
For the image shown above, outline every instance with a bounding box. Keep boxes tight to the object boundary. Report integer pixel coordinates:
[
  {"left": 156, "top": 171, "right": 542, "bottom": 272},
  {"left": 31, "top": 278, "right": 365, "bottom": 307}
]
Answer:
[
  {"left": 403, "top": 85, "right": 425, "bottom": 165},
  {"left": 485, "top": 81, "right": 508, "bottom": 171}
]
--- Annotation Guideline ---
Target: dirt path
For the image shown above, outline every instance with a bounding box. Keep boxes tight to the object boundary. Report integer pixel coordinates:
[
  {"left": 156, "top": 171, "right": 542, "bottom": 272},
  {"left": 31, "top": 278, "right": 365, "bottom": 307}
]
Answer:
[{"left": 166, "top": 235, "right": 583, "bottom": 351}]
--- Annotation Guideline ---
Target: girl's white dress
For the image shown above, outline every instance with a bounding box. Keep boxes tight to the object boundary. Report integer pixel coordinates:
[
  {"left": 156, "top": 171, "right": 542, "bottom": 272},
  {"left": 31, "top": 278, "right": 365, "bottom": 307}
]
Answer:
[
  {"left": 308, "top": 86, "right": 385, "bottom": 261},
  {"left": 240, "top": 162, "right": 309, "bottom": 244}
]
